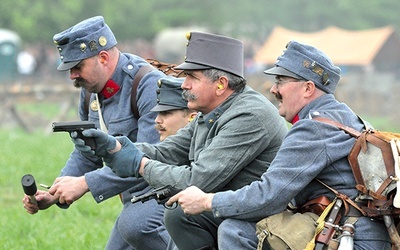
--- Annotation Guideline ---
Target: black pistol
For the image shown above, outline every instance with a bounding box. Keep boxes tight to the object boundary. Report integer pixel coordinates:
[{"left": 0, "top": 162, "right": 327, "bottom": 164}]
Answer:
[
  {"left": 131, "top": 185, "right": 181, "bottom": 209},
  {"left": 52, "top": 121, "right": 96, "bottom": 150}
]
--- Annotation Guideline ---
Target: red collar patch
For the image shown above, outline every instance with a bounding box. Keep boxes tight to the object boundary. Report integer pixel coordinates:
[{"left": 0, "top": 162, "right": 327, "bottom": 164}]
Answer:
[
  {"left": 291, "top": 114, "right": 300, "bottom": 124},
  {"left": 100, "top": 79, "right": 120, "bottom": 99}
]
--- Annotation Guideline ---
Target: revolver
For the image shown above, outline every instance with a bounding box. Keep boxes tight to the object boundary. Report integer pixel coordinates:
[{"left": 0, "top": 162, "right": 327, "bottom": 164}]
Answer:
[
  {"left": 131, "top": 185, "right": 182, "bottom": 209},
  {"left": 52, "top": 121, "right": 96, "bottom": 150}
]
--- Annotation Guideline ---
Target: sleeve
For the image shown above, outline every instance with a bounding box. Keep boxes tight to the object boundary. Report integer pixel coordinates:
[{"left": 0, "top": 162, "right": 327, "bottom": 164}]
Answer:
[
  {"left": 142, "top": 107, "right": 283, "bottom": 192},
  {"left": 210, "top": 119, "right": 347, "bottom": 221}
]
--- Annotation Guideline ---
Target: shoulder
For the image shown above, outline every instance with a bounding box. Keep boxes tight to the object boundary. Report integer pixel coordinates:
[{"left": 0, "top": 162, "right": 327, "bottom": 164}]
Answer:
[{"left": 231, "top": 87, "right": 280, "bottom": 118}]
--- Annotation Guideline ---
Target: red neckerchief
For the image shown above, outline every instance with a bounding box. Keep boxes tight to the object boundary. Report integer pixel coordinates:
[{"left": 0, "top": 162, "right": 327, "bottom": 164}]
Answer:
[
  {"left": 100, "top": 79, "right": 120, "bottom": 99},
  {"left": 291, "top": 114, "right": 300, "bottom": 124}
]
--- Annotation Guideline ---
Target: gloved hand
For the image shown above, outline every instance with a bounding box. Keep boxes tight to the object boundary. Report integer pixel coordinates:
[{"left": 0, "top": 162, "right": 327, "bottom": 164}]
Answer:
[
  {"left": 104, "top": 136, "right": 145, "bottom": 178},
  {"left": 71, "top": 129, "right": 117, "bottom": 158}
]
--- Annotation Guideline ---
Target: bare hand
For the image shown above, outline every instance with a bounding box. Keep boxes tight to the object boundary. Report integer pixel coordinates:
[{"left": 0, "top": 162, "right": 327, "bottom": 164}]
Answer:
[
  {"left": 166, "top": 186, "right": 214, "bottom": 215},
  {"left": 48, "top": 176, "right": 89, "bottom": 205},
  {"left": 22, "top": 190, "right": 58, "bottom": 214}
]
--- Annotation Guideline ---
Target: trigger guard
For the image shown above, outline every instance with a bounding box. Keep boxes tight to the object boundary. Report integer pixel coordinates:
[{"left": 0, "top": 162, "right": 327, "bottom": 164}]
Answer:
[{"left": 69, "top": 131, "right": 78, "bottom": 138}]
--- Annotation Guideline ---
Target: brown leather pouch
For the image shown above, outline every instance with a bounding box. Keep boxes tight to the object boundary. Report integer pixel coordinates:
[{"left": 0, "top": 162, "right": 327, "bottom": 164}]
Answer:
[{"left": 299, "top": 196, "right": 331, "bottom": 216}]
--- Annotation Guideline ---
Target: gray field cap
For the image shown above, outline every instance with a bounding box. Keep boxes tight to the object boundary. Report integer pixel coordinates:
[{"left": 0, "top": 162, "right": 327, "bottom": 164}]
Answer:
[
  {"left": 175, "top": 31, "right": 244, "bottom": 78},
  {"left": 53, "top": 16, "right": 117, "bottom": 71},
  {"left": 264, "top": 41, "right": 341, "bottom": 94},
  {"left": 150, "top": 77, "right": 188, "bottom": 112}
]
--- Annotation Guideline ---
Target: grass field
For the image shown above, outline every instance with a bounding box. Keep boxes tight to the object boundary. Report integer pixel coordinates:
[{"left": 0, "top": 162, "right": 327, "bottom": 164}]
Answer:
[{"left": 0, "top": 128, "right": 121, "bottom": 249}]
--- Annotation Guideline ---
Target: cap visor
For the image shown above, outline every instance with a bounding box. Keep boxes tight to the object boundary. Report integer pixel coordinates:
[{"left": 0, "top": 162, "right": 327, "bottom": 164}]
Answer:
[
  {"left": 175, "top": 62, "right": 211, "bottom": 71},
  {"left": 264, "top": 66, "right": 301, "bottom": 79},
  {"left": 57, "top": 60, "right": 81, "bottom": 71},
  {"left": 150, "top": 104, "right": 186, "bottom": 112}
]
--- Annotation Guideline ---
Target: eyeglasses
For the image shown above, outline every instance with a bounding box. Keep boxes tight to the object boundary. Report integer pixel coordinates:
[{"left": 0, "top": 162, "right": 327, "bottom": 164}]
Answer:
[{"left": 274, "top": 79, "right": 305, "bottom": 86}]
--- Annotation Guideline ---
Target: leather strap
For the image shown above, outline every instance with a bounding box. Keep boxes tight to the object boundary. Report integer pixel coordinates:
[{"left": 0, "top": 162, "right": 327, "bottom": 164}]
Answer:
[
  {"left": 130, "top": 65, "right": 154, "bottom": 120},
  {"left": 313, "top": 116, "right": 362, "bottom": 138}
]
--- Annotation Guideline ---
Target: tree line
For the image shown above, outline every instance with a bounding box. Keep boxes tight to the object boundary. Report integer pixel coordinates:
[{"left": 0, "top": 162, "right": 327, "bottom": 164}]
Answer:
[{"left": 1, "top": 0, "right": 400, "bottom": 45}]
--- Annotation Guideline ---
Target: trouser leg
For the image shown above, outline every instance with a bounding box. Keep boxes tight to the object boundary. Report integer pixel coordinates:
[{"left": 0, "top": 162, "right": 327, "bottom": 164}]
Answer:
[
  {"left": 106, "top": 219, "right": 134, "bottom": 250},
  {"left": 108, "top": 199, "right": 169, "bottom": 250},
  {"left": 218, "top": 219, "right": 258, "bottom": 250},
  {"left": 164, "top": 206, "right": 223, "bottom": 250}
]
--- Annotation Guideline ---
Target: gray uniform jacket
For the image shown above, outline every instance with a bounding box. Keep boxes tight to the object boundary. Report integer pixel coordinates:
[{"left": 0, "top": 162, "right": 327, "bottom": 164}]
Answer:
[
  {"left": 211, "top": 94, "right": 390, "bottom": 242},
  {"left": 60, "top": 53, "right": 163, "bottom": 203},
  {"left": 136, "top": 86, "right": 288, "bottom": 192}
]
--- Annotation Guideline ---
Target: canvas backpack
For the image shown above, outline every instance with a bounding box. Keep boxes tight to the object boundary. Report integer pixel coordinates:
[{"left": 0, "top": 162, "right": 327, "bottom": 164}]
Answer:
[{"left": 314, "top": 116, "right": 400, "bottom": 248}]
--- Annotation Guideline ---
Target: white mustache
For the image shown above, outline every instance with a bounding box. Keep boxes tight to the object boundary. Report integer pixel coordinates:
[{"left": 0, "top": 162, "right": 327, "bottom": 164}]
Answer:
[{"left": 182, "top": 90, "right": 197, "bottom": 101}]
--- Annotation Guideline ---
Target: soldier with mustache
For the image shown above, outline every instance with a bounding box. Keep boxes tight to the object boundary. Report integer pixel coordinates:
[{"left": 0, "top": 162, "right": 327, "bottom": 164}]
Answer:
[{"left": 22, "top": 16, "right": 169, "bottom": 250}]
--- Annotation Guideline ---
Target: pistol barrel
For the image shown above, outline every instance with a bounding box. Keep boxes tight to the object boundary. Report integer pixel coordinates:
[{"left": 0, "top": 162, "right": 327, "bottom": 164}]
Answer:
[{"left": 52, "top": 121, "right": 95, "bottom": 132}]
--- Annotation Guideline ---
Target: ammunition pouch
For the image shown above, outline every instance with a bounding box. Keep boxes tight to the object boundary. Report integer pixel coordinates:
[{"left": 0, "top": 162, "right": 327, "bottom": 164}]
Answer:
[{"left": 299, "top": 195, "right": 331, "bottom": 216}]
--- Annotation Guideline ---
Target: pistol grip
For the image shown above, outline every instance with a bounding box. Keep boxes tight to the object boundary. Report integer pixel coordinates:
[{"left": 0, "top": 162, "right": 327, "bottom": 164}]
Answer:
[{"left": 75, "top": 130, "right": 96, "bottom": 150}]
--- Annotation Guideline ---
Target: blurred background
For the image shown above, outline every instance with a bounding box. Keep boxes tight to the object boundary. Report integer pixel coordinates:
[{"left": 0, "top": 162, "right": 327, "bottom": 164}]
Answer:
[
  {"left": 1, "top": 0, "right": 400, "bottom": 131},
  {"left": 1, "top": 0, "right": 400, "bottom": 249}
]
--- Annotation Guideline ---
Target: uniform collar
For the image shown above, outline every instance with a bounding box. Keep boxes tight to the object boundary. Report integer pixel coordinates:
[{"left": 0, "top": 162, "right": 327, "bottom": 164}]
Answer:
[
  {"left": 294, "top": 94, "right": 336, "bottom": 123},
  {"left": 99, "top": 78, "right": 120, "bottom": 99},
  {"left": 202, "top": 90, "right": 241, "bottom": 129},
  {"left": 291, "top": 114, "right": 300, "bottom": 124}
]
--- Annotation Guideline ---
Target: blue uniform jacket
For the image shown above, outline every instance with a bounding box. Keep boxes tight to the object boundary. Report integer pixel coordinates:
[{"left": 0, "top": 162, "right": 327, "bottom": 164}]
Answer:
[
  {"left": 60, "top": 53, "right": 163, "bottom": 203},
  {"left": 212, "top": 94, "right": 390, "bottom": 242}
]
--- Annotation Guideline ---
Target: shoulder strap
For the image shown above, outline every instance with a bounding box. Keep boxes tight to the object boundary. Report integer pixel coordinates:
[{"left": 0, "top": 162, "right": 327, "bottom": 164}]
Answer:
[
  {"left": 313, "top": 116, "right": 362, "bottom": 138},
  {"left": 131, "top": 65, "right": 154, "bottom": 120}
]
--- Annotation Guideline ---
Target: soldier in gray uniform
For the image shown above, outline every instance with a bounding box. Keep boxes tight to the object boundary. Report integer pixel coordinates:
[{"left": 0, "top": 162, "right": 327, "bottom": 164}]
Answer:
[
  {"left": 166, "top": 41, "right": 392, "bottom": 249},
  {"left": 22, "top": 16, "right": 170, "bottom": 249},
  {"left": 71, "top": 31, "right": 288, "bottom": 249}
]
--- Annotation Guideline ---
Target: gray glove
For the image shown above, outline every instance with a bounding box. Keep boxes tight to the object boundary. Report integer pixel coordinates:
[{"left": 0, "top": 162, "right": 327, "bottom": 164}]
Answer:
[
  {"left": 71, "top": 129, "right": 117, "bottom": 158},
  {"left": 104, "top": 136, "right": 145, "bottom": 178}
]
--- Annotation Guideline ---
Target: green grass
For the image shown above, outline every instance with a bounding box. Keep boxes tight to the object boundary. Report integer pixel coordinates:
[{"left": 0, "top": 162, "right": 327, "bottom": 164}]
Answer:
[
  {"left": 360, "top": 115, "right": 400, "bottom": 133},
  {"left": 0, "top": 129, "right": 121, "bottom": 250}
]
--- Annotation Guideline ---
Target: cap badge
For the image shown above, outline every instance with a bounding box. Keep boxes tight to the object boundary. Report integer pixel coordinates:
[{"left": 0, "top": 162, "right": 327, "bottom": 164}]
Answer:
[
  {"left": 303, "top": 60, "right": 310, "bottom": 68},
  {"left": 322, "top": 73, "right": 330, "bottom": 85},
  {"left": 310, "top": 61, "right": 324, "bottom": 77},
  {"left": 90, "top": 100, "right": 99, "bottom": 111},
  {"left": 186, "top": 32, "right": 191, "bottom": 40},
  {"left": 99, "top": 36, "right": 107, "bottom": 47},
  {"left": 89, "top": 40, "right": 98, "bottom": 51},
  {"left": 80, "top": 43, "right": 87, "bottom": 53}
]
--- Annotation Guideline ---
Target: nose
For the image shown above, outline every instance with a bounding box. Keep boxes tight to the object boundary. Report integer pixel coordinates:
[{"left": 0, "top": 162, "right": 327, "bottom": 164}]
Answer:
[
  {"left": 69, "top": 69, "right": 80, "bottom": 80},
  {"left": 181, "top": 78, "right": 190, "bottom": 90},
  {"left": 155, "top": 114, "right": 163, "bottom": 124},
  {"left": 270, "top": 83, "right": 278, "bottom": 94}
]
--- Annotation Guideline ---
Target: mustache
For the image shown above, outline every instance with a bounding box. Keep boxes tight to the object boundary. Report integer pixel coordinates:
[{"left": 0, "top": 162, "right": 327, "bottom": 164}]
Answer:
[
  {"left": 182, "top": 90, "right": 197, "bottom": 101},
  {"left": 155, "top": 124, "right": 166, "bottom": 131},
  {"left": 73, "top": 78, "right": 86, "bottom": 88},
  {"left": 274, "top": 91, "right": 283, "bottom": 102}
]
